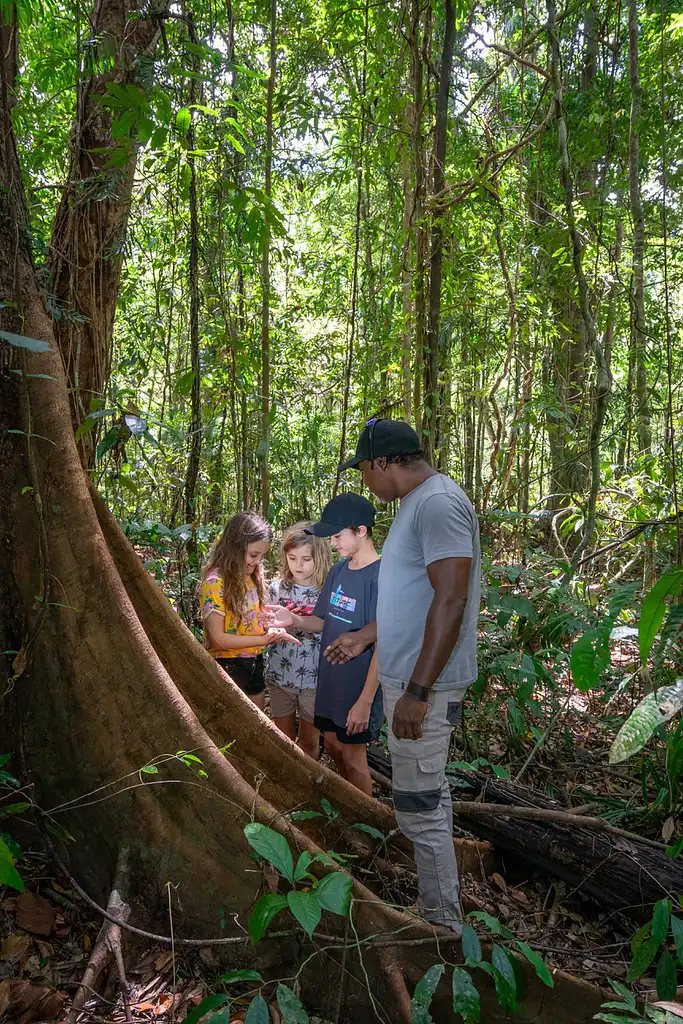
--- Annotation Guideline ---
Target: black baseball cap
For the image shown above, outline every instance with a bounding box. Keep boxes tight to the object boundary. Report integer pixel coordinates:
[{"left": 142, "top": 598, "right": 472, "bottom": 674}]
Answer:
[
  {"left": 305, "top": 493, "right": 376, "bottom": 538},
  {"left": 339, "top": 417, "right": 423, "bottom": 471}
]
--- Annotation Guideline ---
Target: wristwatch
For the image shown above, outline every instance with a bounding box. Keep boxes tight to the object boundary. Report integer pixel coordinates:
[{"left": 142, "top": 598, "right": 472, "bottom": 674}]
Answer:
[{"left": 405, "top": 680, "right": 430, "bottom": 702}]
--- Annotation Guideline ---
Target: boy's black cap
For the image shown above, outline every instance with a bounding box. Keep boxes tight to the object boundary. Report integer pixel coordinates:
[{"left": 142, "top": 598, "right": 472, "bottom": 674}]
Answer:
[
  {"left": 339, "top": 417, "right": 423, "bottom": 471},
  {"left": 305, "top": 493, "right": 376, "bottom": 537}
]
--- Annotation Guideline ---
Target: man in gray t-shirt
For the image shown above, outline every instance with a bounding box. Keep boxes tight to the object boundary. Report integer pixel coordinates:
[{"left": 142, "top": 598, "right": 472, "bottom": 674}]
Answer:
[{"left": 334, "top": 417, "right": 480, "bottom": 935}]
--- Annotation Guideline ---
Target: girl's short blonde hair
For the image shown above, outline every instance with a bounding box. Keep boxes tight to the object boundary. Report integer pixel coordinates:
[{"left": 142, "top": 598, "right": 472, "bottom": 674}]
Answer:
[{"left": 280, "top": 522, "right": 332, "bottom": 589}]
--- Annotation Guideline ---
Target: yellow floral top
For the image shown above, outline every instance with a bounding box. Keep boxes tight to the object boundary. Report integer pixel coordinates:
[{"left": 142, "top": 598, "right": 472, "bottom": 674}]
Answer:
[{"left": 200, "top": 570, "right": 265, "bottom": 658}]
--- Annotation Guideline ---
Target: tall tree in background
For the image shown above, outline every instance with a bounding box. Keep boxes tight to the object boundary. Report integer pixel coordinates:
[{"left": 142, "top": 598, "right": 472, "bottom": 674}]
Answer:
[{"left": 260, "top": 0, "right": 277, "bottom": 515}]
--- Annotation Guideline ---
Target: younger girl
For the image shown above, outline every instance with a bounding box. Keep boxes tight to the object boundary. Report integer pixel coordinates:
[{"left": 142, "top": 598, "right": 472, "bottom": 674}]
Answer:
[
  {"left": 200, "top": 511, "right": 299, "bottom": 710},
  {"left": 264, "top": 523, "right": 332, "bottom": 758}
]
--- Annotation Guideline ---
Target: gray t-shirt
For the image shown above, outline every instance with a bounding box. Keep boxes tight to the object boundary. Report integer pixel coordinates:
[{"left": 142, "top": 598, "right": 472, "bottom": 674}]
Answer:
[{"left": 377, "top": 474, "right": 480, "bottom": 693}]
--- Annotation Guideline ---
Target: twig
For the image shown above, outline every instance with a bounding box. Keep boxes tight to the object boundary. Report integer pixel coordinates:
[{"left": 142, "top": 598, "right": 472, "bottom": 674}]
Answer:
[{"left": 514, "top": 685, "right": 574, "bottom": 783}]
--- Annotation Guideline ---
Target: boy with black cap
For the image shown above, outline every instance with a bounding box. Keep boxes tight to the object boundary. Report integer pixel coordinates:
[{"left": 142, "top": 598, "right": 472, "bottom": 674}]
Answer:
[
  {"left": 262, "top": 493, "right": 382, "bottom": 795},
  {"left": 333, "top": 417, "right": 481, "bottom": 936}
]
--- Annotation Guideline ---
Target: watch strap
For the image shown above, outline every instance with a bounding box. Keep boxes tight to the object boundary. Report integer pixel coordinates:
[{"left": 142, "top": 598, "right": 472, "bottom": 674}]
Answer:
[{"left": 405, "top": 680, "right": 430, "bottom": 702}]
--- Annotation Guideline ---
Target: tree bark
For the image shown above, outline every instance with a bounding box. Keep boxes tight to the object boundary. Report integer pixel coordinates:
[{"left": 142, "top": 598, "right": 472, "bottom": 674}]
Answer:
[
  {"left": 628, "top": 0, "right": 652, "bottom": 454},
  {"left": 184, "top": 19, "right": 202, "bottom": 535},
  {"left": 423, "top": 0, "right": 456, "bottom": 464},
  {"left": 49, "top": 0, "right": 160, "bottom": 461},
  {"left": 260, "top": 0, "right": 276, "bottom": 515}
]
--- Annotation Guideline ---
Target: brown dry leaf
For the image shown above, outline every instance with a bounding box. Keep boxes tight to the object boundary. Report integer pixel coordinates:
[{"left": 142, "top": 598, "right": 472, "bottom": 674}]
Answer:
[
  {"left": 35, "top": 940, "right": 53, "bottom": 959},
  {"left": 491, "top": 872, "right": 507, "bottom": 892},
  {"left": 510, "top": 889, "right": 528, "bottom": 904},
  {"left": 198, "top": 947, "right": 216, "bottom": 966},
  {"left": 0, "top": 978, "right": 65, "bottom": 1023},
  {"left": 652, "top": 1002, "right": 683, "bottom": 1015},
  {"left": 0, "top": 933, "right": 32, "bottom": 963},
  {"left": 15, "top": 893, "right": 57, "bottom": 937},
  {"left": 263, "top": 863, "right": 279, "bottom": 895},
  {"left": 153, "top": 992, "right": 174, "bottom": 1016},
  {"left": 154, "top": 950, "right": 175, "bottom": 973},
  {"left": 12, "top": 648, "right": 27, "bottom": 678},
  {"left": 662, "top": 816, "right": 676, "bottom": 842}
]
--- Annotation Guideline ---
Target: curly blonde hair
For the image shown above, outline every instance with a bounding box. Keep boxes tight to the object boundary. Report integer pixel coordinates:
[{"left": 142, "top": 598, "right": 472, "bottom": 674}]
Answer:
[
  {"left": 280, "top": 522, "right": 331, "bottom": 589},
  {"left": 202, "top": 511, "right": 272, "bottom": 621}
]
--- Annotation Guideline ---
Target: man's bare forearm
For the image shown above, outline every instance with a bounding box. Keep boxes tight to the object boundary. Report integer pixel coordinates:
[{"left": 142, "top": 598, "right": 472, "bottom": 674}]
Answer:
[{"left": 409, "top": 594, "right": 467, "bottom": 690}]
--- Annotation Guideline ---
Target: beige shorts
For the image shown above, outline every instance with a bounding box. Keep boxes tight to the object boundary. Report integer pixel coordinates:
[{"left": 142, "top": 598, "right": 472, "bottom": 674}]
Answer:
[{"left": 267, "top": 683, "right": 317, "bottom": 724}]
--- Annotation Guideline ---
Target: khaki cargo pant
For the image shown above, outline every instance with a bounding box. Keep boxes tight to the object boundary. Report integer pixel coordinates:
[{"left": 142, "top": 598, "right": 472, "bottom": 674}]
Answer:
[{"left": 382, "top": 683, "right": 463, "bottom": 933}]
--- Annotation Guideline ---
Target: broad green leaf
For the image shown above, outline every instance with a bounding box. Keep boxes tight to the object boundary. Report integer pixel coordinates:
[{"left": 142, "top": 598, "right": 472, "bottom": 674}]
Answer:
[
  {"left": 656, "top": 949, "right": 678, "bottom": 1000},
  {"left": 512, "top": 940, "right": 554, "bottom": 987},
  {"left": 244, "top": 823, "right": 294, "bottom": 882},
  {"left": 467, "top": 911, "right": 512, "bottom": 938},
  {"left": 0, "top": 802, "right": 31, "bottom": 818},
  {"left": 652, "top": 900, "right": 672, "bottom": 943},
  {"left": 175, "top": 369, "right": 197, "bottom": 397},
  {"left": 217, "top": 969, "right": 263, "bottom": 984},
  {"left": 570, "top": 628, "right": 611, "bottom": 692},
  {"left": 0, "top": 836, "right": 24, "bottom": 892},
  {"left": 288, "top": 810, "right": 323, "bottom": 821},
  {"left": 410, "top": 963, "right": 445, "bottom": 1023},
  {"left": 176, "top": 106, "right": 192, "bottom": 135},
  {"left": 276, "top": 983, "right": 309, "bottom": 1024},
  {"left": 607, "top": 584, "right": 639, "bottom": 624},
  {"left": 182, "top": 993, "right": 230, "bottom": 1024},
  {"left": 314, "top": 871, "right": 352, "bottom": 916},
  {"left": 640, "top": 570, "right": 683, "bottom": 665},
  {"left": 286, "top": 890, "right": 321, "bottom": 938},
  {"left": 461, "top": 924, "right": 482, "bottom": 964},
  {"left": 293, "top": 851, "right": 313, "bottom": 882},
  {"left": 96, "top": 426, "right": 120, "bottom": 459},
  {"left": 671, "top": 915, "right": 683, "bottom": 962},
  {"left": 244, "top": 993, "right": 269, "bottom": 1024},
  {"left": 628, "top": 936, "right": 660, "bottom": 981},
  {"left": 0, "top": 330, "right": 51, "bottom": 353},
  {"left": 248, "top": 894, "right": 288, "bottom": 943},
  {"left": 452, "top": 967, "right": 480, "bottom": 1022},
  {"left": 609, "top": 681, "right": 683, "bottom": 763},
  {"left": 351, "top": 822, "right": 386, "bottom": 841},
  {"left": 491, "top": 945, "right": 517, "bottom": 1012}
]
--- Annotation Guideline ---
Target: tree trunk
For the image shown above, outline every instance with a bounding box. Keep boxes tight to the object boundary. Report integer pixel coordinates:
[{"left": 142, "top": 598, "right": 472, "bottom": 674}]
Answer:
[
  {"left": 184, "top": 25, "right": 202, "bottom": 535},
  {"left": 409, "top": 0, "right": 426, "bottom": 437},
  {"left": 49, "top": 0, "right": 160, "bottom": 461},
  {"left": 260, "top": 0, "right": 276, "bottom": 516},
  {"left": 423, "top": 0, "right": 456, "bottom": 464},
  {"left": 628, "top": 0, "right": 652, "bottom": 454}
]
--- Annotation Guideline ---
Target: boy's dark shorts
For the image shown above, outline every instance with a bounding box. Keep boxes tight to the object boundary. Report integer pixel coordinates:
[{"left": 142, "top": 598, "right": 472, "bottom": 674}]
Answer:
[
  {"left": 217, "top": 655, "right": 265, "bottom": 696},
  {"left": 314, "top": 714, "right": 380, "bottom": 745}
]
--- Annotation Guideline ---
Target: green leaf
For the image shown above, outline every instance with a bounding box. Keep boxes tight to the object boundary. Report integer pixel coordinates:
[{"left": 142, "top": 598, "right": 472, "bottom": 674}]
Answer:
[
  {"left": 286, "top": 890, "right": 321, "bottom": 938},
  {"left": 656, "top": 949, "right": 678, "bottom": 1000},
  {"left": 451, "top": 967, "right": 480, "bottom": 1022},
  {"left": 351, "top": 822, "right": 386, "bottom": 841},
  {"left": 276, "top": 983, "right": 309, "bottom": 1024},
  {"left": 74, "top": 417, "right": 97, "bottom": 442},
  {"left": 640, "top": 570, "right": 683, "bottom": 665},
  {"left": 181, "top": 993, "right": 230, "bottom": 1024},
  {"left": 175, "top": 369, "right": 197, "bottom": 396},
  {"left": 248, "top": 894, "right": 288, "bottom": 943},
  {"left": 461, "top": 924, "right": 482, "bottom": 964},
  {"left": 0, "top": 330, "right": 51, "bottom": 353},
  {"left": 0, "top": 802, "right": 31, "bottom": 818},
  {"left": 244, "top": 823, "right": 294, "bottom": 883},
  {"left": 671, "top": 915, "right": 683, "bottom": 962},
  {"left": 217, "top": 969, "right": 263, "bottom": 985},
  {"left": 245, "top": 993, "right": 269, "bottom": 1024},
  {"left": 609, "top": 681, "right": 683, "bottom": 763},
  {"left": 467, "top": 911, "right": 512, "bottom": 939},
  {"left": 293, "top": 851, "right": 313, "bottom": 882},
  {"left": 491, "top": 945, "right": 517, "bottom": 1013},
  {"left": 410, "top": 963, "right": 445, "bottom": 1023},
  {"left": 570, "top": 628, "right": 611, "bottom": 692},
  {"left": 0, "top": 836, "right": 24, "bottom": 892},
  {"left": 96, "top": 426, "right": 121, "bottom": 459},
  {"left": 652, "top": 900, "right": 671, "bottom": 943},
  {"left": 176, "top": 106, "right": 192, "bottom": 135},
  {"left": 628, "top": 936, "right": 660, "bottom": 981},
  {"left": 512, "top": 940, "right": 554, "bottom": 987},
  {"left": 314, "top": 871, "right": 352, "bottom": 916},
  {"left": 288, "top": 810, "right": 324, "bottom": 821}
]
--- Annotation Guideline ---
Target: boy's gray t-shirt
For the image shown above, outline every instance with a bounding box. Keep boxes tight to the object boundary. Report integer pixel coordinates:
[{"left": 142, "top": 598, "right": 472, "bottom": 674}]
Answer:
[{"left": 377, "top": 474, "right": 480, "bottom": 693}]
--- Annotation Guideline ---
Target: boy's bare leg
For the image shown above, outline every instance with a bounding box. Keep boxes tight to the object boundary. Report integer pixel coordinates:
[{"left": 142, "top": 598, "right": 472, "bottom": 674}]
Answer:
[
  {"left": 341, "top": 743, "right": 372, "bottom": 796},
  {"left": 273, "top": 713, "right": 297, "bottom": 741},
  {"left": 298, "top": 720, "right": 321, "bottom": 760},
  {"left": 324, "top": 732, "right": 348, "bottom": 779}
]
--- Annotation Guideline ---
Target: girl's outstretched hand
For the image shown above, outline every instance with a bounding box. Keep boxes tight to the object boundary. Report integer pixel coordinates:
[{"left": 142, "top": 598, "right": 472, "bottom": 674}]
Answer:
[
  {"left": 263, "top": 628, "right": 301, "bottom": 646},
  {"left": 259, "top": 604, "right": 294, "bottom": 629}
]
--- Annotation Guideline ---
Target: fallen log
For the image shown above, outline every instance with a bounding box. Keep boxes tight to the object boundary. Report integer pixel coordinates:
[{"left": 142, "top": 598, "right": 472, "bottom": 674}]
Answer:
[{"left": 366, "top": 748, "right": 683, "bottom": 919}]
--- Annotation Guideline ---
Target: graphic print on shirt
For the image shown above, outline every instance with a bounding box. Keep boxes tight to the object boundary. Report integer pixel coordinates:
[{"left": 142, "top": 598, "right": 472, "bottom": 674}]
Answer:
[{"left": 329, "top": 584, "right": 357, "bottom": 623}]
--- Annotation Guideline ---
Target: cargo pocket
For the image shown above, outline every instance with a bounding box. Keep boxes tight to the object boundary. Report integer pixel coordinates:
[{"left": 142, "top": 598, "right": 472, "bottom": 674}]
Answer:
[
  {"left": 392, "top": 754, "right": 443, "bottom": 813},
  {"left": 446, "top": 700, "right": 462, "bottom": 725}
]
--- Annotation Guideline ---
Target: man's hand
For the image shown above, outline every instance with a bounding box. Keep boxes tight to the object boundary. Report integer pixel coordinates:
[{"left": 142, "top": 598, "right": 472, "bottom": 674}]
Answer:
[
  {"left": 391, "top": 693, "right": 428, "bottom": 740},
  {"left": 259, "top": 604, "right": 294, "bottom": 629},
  {"left": 324, "top": 632, "right": 368, "bottom": 665},
  {"left": 346, "top": 697, "right": 371, "bottom": 735}
]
